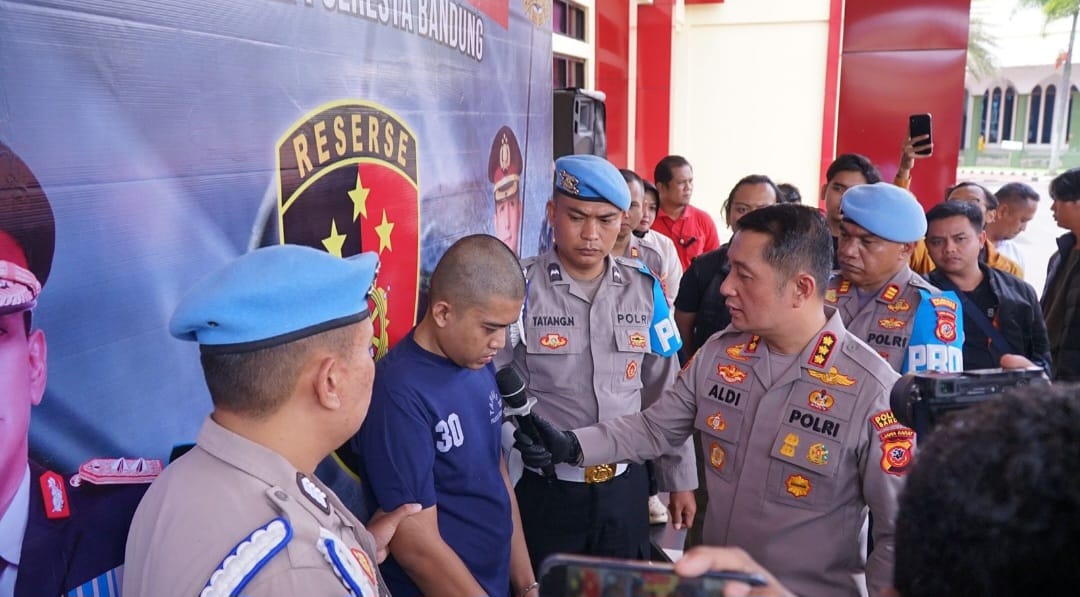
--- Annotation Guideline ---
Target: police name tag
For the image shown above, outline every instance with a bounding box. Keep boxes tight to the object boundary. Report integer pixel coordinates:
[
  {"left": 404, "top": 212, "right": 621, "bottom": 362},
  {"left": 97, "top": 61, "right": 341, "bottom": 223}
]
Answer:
[{"left": 201, "top": 517, "right": 293, "bottom": 597}]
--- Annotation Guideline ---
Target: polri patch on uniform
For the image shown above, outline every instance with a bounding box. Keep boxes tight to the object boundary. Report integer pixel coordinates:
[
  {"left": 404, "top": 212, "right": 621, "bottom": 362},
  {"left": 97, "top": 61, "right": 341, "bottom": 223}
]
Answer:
[
  {"left": 880, "top": 284, "right": 901, "bottom": 302},
  {"left": 807, "top": 366, "right": 856, "bottom": 387},
  {"left": 780, "top": 433, "right": 799, "bottom": 457},
  {"left": 808, "top": 332, "right": 837, "bottom": 367},
  {"left": 935, "top": 309, "right": 959, "bottom": 343},
  {"left": 887, "top": 298, "right": 911, "bottom": 313},
  {"left": 879, "top": 427, "right": 915, "bottom": 476},
  {"left": 38, "top": 470, "right": 69, "bottom": 519},
  {"left": 625, "top": 360, "right": 638, "bottom": 380},
  {"left": 785, "top": 474, "right": 812, "bottom": 498},
  {"left": 877, "top": 317, "right": 905, "bottom": 330},
  {"left": 297, "top": 472, "right": 331, "bottom": 515},
  {"left": 706, "top": 411, "right": 727, "bottom": 431},
  {"left": 869, "top": 409, "right": 899, "bottom": 431},
  {"left": 539, "top": 333, "right": 567, "bottom": 350},
  {"left": 715, "top": 363, "right": 748, "bottom": 384},
  {"left": 709, "top": 443, "right": 727, "bottom": 472},
  {"left": 807, "top": 389, "right": 834, "bottom": 412},
  {"left": 725, "top": 343, "right": 750, "bottom": 362},
  {"left": 807, "top": 443, "right": 830, "bottom": 466}
]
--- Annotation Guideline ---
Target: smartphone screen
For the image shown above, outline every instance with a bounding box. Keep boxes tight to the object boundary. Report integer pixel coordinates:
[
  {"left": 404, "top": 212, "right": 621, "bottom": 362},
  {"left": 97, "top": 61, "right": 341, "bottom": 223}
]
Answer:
[
  {"left": 909, "top": 113, "right": 933, "bottom": 156},
  {"left": 539, "top": 554, "right": 766, "bottom": 597}
]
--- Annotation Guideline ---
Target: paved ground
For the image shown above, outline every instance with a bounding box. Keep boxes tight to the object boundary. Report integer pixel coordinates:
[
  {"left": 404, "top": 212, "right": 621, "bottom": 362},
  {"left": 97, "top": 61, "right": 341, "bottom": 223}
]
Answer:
[{"left": 957, "top": 171, "right": 1065, "bottom": 296}]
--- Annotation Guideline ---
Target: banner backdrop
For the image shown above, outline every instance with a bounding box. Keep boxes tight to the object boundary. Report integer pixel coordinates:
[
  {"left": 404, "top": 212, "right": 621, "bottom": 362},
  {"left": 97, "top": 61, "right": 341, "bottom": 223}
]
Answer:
[{"left": 0, "top": 0, "right": 553, "bottom": 469}]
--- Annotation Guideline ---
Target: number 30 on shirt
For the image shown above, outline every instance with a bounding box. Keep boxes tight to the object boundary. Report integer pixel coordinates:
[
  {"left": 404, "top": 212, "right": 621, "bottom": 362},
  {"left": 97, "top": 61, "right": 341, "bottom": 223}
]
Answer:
[{"left": 435, "top": 413, "right": 465, "bottom": 452}]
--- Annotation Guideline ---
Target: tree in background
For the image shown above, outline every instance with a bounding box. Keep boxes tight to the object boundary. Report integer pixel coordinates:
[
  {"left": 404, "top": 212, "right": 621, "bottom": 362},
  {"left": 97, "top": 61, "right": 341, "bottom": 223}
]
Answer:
[{"left": 1020, "top": 0, "right": 1080, "bottom": 172}]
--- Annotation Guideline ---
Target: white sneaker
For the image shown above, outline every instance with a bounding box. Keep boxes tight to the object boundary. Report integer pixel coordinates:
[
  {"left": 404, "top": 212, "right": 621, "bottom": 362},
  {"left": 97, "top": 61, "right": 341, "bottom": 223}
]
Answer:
[{"left": 648, "top": 495, "right": 669, "bottom": 525}]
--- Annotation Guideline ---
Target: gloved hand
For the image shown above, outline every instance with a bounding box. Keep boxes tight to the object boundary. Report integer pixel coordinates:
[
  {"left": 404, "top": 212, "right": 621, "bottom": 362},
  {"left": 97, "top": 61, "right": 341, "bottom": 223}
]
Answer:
[{"left": 512, "top": 413, "right": 582, "bottom": 470}]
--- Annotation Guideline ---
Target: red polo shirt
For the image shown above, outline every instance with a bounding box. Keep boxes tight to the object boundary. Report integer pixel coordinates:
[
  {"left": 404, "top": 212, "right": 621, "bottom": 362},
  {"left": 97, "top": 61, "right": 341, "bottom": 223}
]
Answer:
[{"left": 651, "top": 204, "right": 720, "bottom": 270}]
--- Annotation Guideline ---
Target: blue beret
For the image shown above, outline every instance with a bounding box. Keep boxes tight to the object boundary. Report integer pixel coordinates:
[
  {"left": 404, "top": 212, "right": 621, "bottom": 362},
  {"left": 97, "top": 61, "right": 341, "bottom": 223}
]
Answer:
[
  {"left": 553, "top": 155, "right": 630, "bottom": 210},
  {"left": 841, "top": 183, "right": 927, "bottom": 243},
  {"left": 170, "top": 245, "right": 379, "bottom": 354}
]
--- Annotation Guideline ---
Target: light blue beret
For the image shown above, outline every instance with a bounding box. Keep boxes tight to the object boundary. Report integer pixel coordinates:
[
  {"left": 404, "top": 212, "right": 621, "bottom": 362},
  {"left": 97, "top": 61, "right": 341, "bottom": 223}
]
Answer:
[
  {"left": 170, "top": 245, "right": 379, "bottom": 354},
  {"left": 841, "top": 183, "right": 927, "bottom": 243},
  {"left": 553, "top": 154, "right": 630, "bottom": 210}
]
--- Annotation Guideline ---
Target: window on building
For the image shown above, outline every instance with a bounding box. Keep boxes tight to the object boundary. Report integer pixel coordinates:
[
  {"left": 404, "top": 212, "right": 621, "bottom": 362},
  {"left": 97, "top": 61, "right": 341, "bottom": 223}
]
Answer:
[
  {"left": 553, "top": 54, "right": 586, "bottom": 88},
  {"left": 553, "top": 1, "right": 586, "bottom": 41},
  {"left": 981, "top": 85, "right": 1015, "bottom": 144},
  {"left": 988, "top": 88, "right": 1002, "bottom": 143},
  {"left": 1028, "top": 86, "right": 1042, "bottom": 144},
  {"left": 1043, "top": 84, "right": 1056, "bottom": 145},
  {"left": 980, "top": 91, "right": 989, "bottom": 141},
  {"left": 1002, "top": 87, "right": 1015, "bottom": 141}
]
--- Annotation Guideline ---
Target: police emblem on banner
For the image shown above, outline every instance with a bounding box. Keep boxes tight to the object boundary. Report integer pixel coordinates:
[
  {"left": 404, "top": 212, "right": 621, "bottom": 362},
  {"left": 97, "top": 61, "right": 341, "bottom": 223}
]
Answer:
[{"left": 276, "top": 100, "right": 420, "bottom": 359}]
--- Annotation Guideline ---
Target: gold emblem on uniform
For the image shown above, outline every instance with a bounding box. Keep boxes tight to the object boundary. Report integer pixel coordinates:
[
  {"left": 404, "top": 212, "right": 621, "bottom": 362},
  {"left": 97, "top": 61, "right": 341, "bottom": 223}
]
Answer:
[
  {"left": 780, "top": 433, "right": 799, "bottom": 457},
  {"left": 785, "top": 474, "right": 812, "bottom": 498},
  {"left": 709, "top": 442, "right": 727, "bottom": 472},
  {"left": 585, "top": 464, "right": 615, "bottom": 483},
  {"left": 539, "top": 333, "right": 568, "bottom": 350},
  {"left": 808, "top": 389, "right": 834, "bottom": 412},
  {"left": 838, "top": 280, "right": 852, "bottom": 295},
  {"left": 808, "top": 332, "right": 837, "bottom": 367},
  {"left": 523, "top": 0, "right": 551, "bottom": 27},
  {"left": 807, "top": 366, "right": 856, "bottom": 387},
  {"left": 807, "top": 443, "right": 829, "bottom": 466},
  {"left": 558, "top": 169, "right": 580, "bottom": 195},
  {"left": 716, "top": 364, "right": 748, "bottom": 384},
  {"left": 878, "top": 317, "right": 905, "bottom": 329},
  {"left": 746, "top": 335, "right": 760, "bottom": 353},
  {"left": 625, "top": 360, "right": 638, "bottom": 380},
  {"left": 706, "top": 411, "right": 727, "bottom": 431},
  {"left": 629, "top": 245, "right": 640, "bottom": 258},
  {"left": 880, "top": 284, "right": 901, "bottom": 302},
  {"left": 629, "top": 332, "right": 647, "bottom": 349},
  {"left": 725, "top": 343, "right": 750, "bottom": 362},
  {"left": 825, "top": 289, "right": 838, "bottom": 303},
  {"left": 887, "top": 298, "right": 911, "bottom": 313}
]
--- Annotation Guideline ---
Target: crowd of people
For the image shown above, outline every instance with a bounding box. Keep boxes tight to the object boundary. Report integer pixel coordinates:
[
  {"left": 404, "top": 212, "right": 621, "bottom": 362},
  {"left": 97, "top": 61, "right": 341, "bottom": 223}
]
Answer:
[{"left": 2, "top": 136, "right": 1079, "bottom": 597}]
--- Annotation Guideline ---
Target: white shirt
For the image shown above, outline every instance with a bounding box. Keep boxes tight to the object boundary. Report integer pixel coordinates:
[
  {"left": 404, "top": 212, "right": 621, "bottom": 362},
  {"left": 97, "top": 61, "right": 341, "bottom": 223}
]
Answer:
[
  {"left": 995, "top": 239, "right": 1026, "bottom": 277},
  {"left": 0, "top": 466, "right": 30, "bottom": 597},
  {"left": 640, "top": 229, "right": 683, "bottom": 304}
]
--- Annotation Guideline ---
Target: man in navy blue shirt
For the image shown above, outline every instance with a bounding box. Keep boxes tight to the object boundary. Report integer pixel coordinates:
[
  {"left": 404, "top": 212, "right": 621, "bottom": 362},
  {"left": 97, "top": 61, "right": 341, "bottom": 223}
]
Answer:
[{"left": 354, "top": 234, "right": 536, "bottom": 597}]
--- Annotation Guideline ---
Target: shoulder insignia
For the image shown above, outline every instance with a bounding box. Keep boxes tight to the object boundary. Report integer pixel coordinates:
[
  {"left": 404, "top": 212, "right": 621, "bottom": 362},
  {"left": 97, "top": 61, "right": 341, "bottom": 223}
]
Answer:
[
  {"left": 297, "top": 473, "right": 330, "bottom": 515},
  {"left": 807, "top": 366, "right": 856, "bottom": 387},
  {"left": 715, "top": 364, "right": 748, "bottom": 384},
  {"left": 202, "top": 517, "right": 292, "bottom": 597},
  {"left": 825, "top": 289, "right": 838, "bottom": 303},
  {"left": 877, "top": 317, "right": 905, "bottom": 330},
  {"left": 71, "top": 457, "right": 162, "bottom": 486},
  {"left": 547, "top": 262, "right": 562, "bottom": 283},
  {"left": 39, "top": 470, "right": 70, "bottom": 520},
  {"left": 317, "top": 528, "right": 380, "bottom": 597},
  {"left": 629, "top": 245, "right": 640, "bottom": 258},
  {"left": 879, "top": 427, "right": 915, "bottom": 476},
  {"left": 838, "top": 279, "right": 852, "bottom": 295},
  {"left": 887, "top": 298, "right": 911, "bottom": 313},
  {"left": 880, "top": 284, "right": 901, "bottom": 302},
  {"left": 808, "top": 332, "right": 837, "bottom": 367},
  {"left": 612, "top": 264, "right": 623, "bottom": 284},
  {"left": 725, "top": 343, "right": 750, "bottom": 362}
]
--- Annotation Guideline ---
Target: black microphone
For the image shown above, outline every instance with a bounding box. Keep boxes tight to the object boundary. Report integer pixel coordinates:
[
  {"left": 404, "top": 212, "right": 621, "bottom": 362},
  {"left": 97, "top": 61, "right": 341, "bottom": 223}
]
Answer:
[{"left": 495, "top": 366, "right": 555, "bottom": 478}]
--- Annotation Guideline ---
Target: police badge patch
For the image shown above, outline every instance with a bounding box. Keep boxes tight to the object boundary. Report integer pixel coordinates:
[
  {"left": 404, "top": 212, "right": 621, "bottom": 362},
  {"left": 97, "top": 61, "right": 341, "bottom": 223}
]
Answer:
[{"left": 276, "top": 100, "right": 420, "bottom": 360}]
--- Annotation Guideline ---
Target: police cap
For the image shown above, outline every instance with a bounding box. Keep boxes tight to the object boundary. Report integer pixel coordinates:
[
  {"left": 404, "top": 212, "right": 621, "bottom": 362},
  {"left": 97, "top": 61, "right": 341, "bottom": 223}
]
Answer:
[
  {"left": 841, "top": 183, "right": 927, "bottom": 243},
  {"left": 553, "top": 155, "right": 630, "bottom": 211}
]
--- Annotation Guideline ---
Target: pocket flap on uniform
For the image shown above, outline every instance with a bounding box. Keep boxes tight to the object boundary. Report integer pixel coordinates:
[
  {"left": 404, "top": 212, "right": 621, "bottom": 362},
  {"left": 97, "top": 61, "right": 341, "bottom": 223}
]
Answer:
[{"left": 768, "top": 427, "right": 841, "bottom": 479}]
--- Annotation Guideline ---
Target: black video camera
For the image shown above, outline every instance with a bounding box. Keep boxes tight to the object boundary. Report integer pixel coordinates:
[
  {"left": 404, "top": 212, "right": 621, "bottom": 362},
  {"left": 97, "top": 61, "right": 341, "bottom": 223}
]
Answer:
[{"left": 890, "top": 367, "right": 1049, "bottom": 436}]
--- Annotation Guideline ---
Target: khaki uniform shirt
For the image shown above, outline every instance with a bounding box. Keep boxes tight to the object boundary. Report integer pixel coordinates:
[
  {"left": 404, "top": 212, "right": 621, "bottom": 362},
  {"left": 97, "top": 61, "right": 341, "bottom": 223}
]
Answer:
[
  {"left": 575, "top": 309, "right": 907, "bottom": 597},
  {"left": 501, "top": 250, "right": 696, "bottom": 491},
  {"left": 827, "top": 267, "right": 940, "bottom": 373},
  {"left": 630, "top": 233, "right": 682, "bottom": 305},
  {"left": 123, "top": 418, "right": 385, "bottom": 597}
]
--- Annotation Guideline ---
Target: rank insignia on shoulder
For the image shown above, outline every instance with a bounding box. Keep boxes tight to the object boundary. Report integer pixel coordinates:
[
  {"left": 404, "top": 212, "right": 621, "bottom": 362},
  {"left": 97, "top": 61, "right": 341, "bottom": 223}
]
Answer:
[
  {"left": 807, "top": 366, "right": 856, "bottom": 387},
  {"left": 70, "top": 457, "right": 163, "bottom": 487},
  {"left": 547, "top": 263, "right": 562, "bottom": 282},
  {"left": 880, "top": 284, "right": 901, "bottom": 302},
  {"left": 39, "top": 470, "right": 69, "bottom": 520},
  {"left": 746, "top": 335, "right": 760, "bottom": 353},
  {"left": 202, "top": 517, "right": 292, "bottom": 597},
  {"left": 297, "top": 472, "right": 330, "bottom": 514},
  {"left": 825, "top": 289, "right": 838, "bottom": 303},
  {"left": 838, "top": 280, "right": 852, "bottom": 295},
  {"left": 808, "top": 332, "right": 837, "bottom": 367},
  {"left": 318, "top": 528, "right": 380, "bottom": 597}
]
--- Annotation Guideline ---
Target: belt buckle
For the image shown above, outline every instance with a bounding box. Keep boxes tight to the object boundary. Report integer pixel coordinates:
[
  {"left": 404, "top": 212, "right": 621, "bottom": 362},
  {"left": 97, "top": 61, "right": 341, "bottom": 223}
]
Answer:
[{"left": 584, "top": 464, "right": 615, "bottom": 484}]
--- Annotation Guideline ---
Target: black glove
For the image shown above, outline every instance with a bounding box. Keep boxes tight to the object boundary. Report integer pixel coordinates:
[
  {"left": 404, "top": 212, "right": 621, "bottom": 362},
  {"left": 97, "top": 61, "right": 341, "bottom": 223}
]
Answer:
[{"left": 512, "top": 413, "right": 581, "bottom": 470}]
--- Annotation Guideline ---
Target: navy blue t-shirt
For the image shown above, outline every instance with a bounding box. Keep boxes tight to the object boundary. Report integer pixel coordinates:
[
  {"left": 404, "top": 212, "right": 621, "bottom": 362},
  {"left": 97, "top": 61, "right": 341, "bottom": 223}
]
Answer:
[{"left": 356, "top": 331, "right": 512, "bottom": 597}]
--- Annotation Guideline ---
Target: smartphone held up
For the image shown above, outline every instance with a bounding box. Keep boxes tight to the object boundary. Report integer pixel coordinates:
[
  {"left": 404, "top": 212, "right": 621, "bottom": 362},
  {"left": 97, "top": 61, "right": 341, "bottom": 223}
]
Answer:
[{"left": 908, "top": 113, "right": 933, "bottom": 156}]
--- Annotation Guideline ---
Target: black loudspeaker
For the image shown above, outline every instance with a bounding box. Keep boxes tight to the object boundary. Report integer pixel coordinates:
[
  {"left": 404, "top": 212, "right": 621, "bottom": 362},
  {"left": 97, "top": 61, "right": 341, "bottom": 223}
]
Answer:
[{"left": 553, "top": 88, "right": 607, "bottom": 159}]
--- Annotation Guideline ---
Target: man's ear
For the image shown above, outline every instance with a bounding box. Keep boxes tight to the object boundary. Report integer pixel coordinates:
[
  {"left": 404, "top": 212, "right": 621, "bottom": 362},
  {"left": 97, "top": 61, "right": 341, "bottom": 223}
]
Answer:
[
  {"left": 792, "top": 272, "right": 817, "bottom": 307},
  {"left": 430, "top": 300, "right": 453, "bottom": 328},
  {"left": 897, "top": 241, "right": 916, "bottom": 260},
  {"left": 27, "top": 328, "right": 46, "bottom": 407},
  {"left": 313, "top": 354, "right": 342, "bottom": 411},
  {"left": 978, "top": 229, "right": 987, "bottom": 246},
  {"left": 546, "top": 199, "right": 556, "bottom": 226}
]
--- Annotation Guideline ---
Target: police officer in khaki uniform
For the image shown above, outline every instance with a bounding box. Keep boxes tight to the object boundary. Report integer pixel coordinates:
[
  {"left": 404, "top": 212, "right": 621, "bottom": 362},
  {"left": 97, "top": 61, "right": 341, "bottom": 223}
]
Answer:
[
  {"left": 123, "top": 245, "right": 418, "bottom": 597},
  {"left": 828, "top": 183, "right": 940, "bottom": 372},
  {"left": 616, "top": 168, "right": 678, "bottom": 306},
  {"left": 518, "top": 205, "right": 909, "bottom": 597},
  {"left": 501, "top": 154, "right": 696, "bottom": 570}
]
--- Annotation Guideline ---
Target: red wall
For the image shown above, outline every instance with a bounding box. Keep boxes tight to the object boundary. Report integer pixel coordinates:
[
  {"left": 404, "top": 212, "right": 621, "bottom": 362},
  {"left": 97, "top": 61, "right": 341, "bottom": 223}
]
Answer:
[
  {"left": 635, "top": 0, "right": 676, "bottom": 179},
  {"left": 595, "top": 0, "right": 631, "bottom": 168},
  {"left": 831, "top": 0, "right": 972, "bottom": 209}
]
